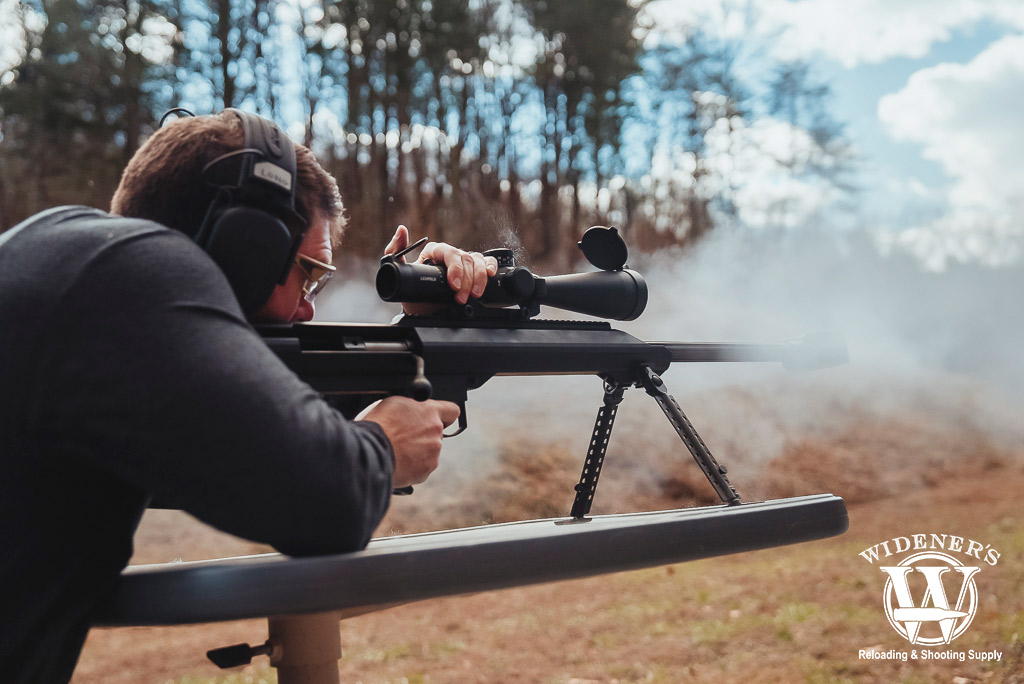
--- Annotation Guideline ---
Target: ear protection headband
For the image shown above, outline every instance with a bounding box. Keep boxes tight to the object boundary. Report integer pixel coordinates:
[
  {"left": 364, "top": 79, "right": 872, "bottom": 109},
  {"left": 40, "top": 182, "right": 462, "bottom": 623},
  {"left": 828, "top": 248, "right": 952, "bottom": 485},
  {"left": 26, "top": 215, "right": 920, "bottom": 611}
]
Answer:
[{"left": 194, "top": 109, "right": 308, "bottom": 313}]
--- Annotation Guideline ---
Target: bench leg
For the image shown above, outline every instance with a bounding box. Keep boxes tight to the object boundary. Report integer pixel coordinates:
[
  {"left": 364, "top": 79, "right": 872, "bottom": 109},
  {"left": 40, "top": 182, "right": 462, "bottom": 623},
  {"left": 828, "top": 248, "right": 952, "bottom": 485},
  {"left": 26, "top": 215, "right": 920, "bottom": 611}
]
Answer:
[{"left": 268, "top": 611, "right": 342, "bottom": 684}]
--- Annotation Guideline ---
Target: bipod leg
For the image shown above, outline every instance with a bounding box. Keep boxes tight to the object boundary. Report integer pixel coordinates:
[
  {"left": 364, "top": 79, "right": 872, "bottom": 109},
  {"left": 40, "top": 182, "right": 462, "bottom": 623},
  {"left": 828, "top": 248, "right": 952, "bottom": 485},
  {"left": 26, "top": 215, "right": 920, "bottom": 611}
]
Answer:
[
  {"left": 637, "top": 367, "right": 741, "bottom": 505},
  {"left": 570, "top": 380, "right": 626, "bottom": 519}
]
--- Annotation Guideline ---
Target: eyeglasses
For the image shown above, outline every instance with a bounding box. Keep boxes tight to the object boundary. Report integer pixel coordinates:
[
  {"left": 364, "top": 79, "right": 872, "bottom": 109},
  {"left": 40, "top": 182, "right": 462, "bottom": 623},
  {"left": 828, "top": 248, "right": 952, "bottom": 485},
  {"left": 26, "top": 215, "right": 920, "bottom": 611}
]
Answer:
[{"left": 294, "top": 252, "right": 336, "bottom": 303}]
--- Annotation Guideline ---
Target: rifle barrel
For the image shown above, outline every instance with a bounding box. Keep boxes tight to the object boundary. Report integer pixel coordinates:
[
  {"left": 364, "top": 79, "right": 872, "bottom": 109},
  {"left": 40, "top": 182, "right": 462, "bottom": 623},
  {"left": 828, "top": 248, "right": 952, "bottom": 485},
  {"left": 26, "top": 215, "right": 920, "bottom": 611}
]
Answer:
[
  {"left": 661, "top": 342, "right": 791, "bottom": 363},
  {"left": 662, "top": 332, "right": 848, "bottom": 371}
]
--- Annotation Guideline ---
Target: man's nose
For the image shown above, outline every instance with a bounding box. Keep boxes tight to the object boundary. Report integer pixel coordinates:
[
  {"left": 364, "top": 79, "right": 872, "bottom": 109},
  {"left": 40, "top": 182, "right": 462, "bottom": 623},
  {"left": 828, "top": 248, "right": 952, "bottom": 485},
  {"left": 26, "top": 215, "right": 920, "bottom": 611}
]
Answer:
[{"left": 293, "top": 299, "right": 315, "bottom": 322}]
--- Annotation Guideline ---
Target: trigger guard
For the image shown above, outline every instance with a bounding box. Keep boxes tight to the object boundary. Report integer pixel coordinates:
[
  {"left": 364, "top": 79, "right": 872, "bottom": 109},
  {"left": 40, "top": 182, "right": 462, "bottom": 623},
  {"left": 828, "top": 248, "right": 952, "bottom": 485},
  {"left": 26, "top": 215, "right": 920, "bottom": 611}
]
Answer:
[{"left": 443, "top": 410, "right": 468, "bottom": 438}]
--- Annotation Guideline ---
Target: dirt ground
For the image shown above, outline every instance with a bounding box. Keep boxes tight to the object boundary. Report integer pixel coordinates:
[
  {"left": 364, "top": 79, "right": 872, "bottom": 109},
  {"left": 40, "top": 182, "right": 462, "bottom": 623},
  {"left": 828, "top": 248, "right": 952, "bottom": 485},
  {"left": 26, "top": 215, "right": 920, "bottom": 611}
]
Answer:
[{"left": 70, "top": 378, "right": 1024, "bottom": 684}]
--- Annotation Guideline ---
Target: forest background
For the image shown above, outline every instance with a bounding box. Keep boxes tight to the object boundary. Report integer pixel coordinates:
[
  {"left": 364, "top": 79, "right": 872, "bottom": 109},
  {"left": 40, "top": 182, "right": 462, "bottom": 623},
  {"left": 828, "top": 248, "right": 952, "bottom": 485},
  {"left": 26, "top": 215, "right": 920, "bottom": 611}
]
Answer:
[{"left": 0, "top": 0, "right": 851, "bottom": 267}]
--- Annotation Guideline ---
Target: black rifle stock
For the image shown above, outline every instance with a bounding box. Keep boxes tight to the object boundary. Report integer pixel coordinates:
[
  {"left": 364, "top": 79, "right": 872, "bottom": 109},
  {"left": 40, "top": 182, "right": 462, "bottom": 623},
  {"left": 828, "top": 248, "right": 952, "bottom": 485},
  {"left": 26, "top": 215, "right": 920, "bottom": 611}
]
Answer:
[{"left": 258, "top": 318, "right": 847, "bottom": 517}]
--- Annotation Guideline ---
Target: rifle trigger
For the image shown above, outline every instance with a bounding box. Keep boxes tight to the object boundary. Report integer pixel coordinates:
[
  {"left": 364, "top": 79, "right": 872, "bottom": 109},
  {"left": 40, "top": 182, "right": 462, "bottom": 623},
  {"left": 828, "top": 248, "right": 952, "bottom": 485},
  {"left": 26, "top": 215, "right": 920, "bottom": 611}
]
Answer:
[{"left": 443, "top": 403, "right": 468, "bottom": 438}]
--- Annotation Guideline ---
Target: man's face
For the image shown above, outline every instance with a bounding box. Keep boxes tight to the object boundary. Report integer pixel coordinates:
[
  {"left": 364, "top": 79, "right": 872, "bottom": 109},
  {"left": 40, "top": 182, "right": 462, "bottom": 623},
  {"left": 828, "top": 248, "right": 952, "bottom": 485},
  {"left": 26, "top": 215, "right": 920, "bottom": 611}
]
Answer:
[{"left": 250, "top": 211, "right": 333, "bottom": 323}]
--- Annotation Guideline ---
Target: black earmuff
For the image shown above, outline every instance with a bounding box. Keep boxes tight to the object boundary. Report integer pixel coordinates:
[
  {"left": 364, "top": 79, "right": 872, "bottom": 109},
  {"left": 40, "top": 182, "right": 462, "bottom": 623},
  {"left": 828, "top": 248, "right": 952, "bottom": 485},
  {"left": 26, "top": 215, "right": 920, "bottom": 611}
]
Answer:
[{"left": 195, "top": 109, "right": 307, "bottom": 313}]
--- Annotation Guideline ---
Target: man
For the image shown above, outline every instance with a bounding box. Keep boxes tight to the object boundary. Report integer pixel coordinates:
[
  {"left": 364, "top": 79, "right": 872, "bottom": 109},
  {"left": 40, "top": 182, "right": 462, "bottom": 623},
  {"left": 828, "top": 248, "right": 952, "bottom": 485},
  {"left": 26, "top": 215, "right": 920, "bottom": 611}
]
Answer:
[{"left": 0, "top": 110, "right": 496, "bottom": 683}]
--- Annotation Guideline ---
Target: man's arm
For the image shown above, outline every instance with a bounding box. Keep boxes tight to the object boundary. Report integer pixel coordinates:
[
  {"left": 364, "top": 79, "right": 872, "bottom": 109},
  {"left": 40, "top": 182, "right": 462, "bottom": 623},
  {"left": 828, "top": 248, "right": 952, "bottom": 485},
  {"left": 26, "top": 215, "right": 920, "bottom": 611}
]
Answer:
[{"left": 33, "top": 228, "right": 398, "bottom": 556}]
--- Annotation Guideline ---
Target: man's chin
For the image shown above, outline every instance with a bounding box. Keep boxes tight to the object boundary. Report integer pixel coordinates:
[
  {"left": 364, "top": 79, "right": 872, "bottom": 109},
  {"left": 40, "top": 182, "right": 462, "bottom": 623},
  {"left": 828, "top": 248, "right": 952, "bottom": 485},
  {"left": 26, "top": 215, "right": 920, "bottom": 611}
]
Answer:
[
  {"left": 246, "top": 304, "right": 292, "bottom": 325},
  {"left": 245, "top": 295, "right": 311, "bottom": 325}
]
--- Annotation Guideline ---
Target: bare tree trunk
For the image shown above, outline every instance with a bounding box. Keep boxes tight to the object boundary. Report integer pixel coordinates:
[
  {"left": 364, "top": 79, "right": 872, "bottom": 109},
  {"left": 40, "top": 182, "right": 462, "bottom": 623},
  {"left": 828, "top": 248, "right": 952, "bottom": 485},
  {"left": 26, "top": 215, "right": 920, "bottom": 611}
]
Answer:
[{"left": 216, "top": 0, "right": 235, "bottom": 108}]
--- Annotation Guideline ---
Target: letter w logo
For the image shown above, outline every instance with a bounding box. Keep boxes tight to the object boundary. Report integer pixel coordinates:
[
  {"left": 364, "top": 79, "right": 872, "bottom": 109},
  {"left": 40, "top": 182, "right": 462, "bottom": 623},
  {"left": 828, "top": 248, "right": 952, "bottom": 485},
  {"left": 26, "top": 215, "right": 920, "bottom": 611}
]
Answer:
[{"left": 880, "top": 553, "right": 980, "bottom": 645}]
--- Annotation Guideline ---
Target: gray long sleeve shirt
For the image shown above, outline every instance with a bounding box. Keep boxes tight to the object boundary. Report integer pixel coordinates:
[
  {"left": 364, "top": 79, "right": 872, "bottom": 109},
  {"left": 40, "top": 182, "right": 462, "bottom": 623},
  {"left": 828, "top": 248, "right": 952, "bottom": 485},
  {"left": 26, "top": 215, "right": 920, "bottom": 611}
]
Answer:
[{"left": 0, "top": 207, "right": 394, "bottom": 683}]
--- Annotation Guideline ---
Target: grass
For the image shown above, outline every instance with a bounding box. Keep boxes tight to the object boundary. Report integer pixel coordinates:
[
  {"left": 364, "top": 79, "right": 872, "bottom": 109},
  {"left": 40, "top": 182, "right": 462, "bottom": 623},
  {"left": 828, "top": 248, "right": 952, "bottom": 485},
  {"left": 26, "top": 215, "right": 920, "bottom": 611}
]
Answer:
[
  {"left": 101, "top": 464, "right": 1024, "bottom": 684},
  {"left": 173, "top": 669, "right": 277, "bottom": 684}
]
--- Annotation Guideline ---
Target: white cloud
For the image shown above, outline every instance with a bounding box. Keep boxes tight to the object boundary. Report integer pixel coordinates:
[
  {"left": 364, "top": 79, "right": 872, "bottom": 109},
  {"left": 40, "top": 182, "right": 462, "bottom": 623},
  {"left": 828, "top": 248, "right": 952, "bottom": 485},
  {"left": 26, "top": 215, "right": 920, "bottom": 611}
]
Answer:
[
  {"left": 877, "top": 34, "right": 1024, "bottom": 267},
  {"left": 645, "top": 0, "right": 1024, "bottom": 68},
  {"left": 642, "top": 0, "right": 754, "bottom": 43},
  {"left": 880, "top": 35, "right": 1024, "bottom": 209},
  {"left": 761, "top": 0, "right": 1024, "bottom": 67}
]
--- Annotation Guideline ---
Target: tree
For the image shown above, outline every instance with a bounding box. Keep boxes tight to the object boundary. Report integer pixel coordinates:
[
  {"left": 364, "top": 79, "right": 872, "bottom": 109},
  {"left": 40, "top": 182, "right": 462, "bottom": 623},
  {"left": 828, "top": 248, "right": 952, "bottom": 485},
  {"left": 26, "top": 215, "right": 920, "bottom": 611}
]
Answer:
[
  {"left": 0, "top": 0, "right": 165, "bottom": 218},
  {"left": 633, "top": 30, "right": 748, "bottom": 245},
  {"left": 0, "top": 0, "right": 852, "bottom": 267},
  {"left": 520, "top": 0, "right": 642, "bottom": 263},
  {"left": 768, "top": 60, "right": 853, "bottom": 184}
]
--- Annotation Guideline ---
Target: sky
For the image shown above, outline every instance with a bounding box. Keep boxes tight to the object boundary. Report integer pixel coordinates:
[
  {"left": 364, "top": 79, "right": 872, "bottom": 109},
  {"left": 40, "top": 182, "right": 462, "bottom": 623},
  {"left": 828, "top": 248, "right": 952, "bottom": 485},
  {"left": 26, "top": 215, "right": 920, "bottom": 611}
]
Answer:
[
  {"left": 645, "top": 0, "right": 1024, "bottom": 270},
  {"left": 2, "top": 0, "right": 1022, "bottom": 271}
]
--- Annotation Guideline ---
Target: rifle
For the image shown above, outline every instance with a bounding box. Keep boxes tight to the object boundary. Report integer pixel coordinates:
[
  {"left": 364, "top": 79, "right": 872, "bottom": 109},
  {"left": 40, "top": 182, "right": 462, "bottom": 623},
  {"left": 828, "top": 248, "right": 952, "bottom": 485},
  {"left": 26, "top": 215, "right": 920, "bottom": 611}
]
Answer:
[
  {"left": 258, "top": 227, "right": 848, "bottom": 518},
  {"left": 103, "top": 228, "right": 848, "bottom": 677}
]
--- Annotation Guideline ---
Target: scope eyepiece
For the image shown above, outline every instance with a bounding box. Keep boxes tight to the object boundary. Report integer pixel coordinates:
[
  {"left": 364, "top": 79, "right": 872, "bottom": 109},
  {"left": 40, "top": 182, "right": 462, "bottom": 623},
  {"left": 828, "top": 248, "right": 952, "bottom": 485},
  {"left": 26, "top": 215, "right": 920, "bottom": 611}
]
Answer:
[{"left": 376, "top": 261, "right": 449, "bottom": 302}]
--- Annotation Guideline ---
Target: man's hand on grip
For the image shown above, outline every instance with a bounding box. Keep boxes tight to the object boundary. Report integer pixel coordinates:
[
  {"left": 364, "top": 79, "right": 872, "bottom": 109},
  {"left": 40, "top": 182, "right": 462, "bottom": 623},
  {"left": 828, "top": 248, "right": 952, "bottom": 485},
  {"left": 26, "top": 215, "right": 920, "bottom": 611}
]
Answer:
[{"left": 356, "top": 396, "right": 461, "bottom": 488}]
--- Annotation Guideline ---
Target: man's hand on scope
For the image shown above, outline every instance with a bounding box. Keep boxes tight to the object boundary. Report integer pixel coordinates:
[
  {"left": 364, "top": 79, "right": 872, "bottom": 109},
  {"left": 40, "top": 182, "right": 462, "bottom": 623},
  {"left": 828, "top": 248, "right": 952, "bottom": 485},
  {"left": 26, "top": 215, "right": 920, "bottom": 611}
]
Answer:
[
  {"left": 384, "top": 225, "right": 498, "bottom": 311},
  {"left": 356, "top": 397, "right": 461, "bottom": 488}
]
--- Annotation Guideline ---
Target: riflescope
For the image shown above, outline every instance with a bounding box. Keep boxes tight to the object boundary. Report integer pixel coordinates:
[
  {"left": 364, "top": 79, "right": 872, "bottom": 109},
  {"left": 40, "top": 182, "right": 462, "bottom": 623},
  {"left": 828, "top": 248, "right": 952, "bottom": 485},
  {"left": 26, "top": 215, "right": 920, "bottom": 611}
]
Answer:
[{"left": 376, "top": 227, "right": 648, "bottom": 321}]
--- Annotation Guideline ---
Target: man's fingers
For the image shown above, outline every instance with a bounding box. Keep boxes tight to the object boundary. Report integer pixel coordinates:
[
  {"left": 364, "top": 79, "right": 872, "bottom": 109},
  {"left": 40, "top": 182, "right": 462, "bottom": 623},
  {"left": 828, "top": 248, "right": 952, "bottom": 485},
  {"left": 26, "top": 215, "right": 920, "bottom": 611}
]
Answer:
[
  {"left": 484, "top": 255, "right": 499, "bottom": 276},
  {"left": 440, "top": 248, "right": 465, "bottom": 295},
  {"left": 417, "top": 241, "right": 446, "bottom": 262},
  {"left": 384, "top": 225, "right": 410, "bottom": 259},
  {"left": 417, "top": 242, "right": 496, "bottom": 304},
  {"left": 458, "top": 253, "right": 476, "bottom": 303},
  {"left": 421, "top": 243, "right": 469, "bottom": 302},
  {"left": 468, "top": 252, "right": 489, "bottom": 298},
  {"left": 435, "top": 400, "right": 461, "bottom": 428}
]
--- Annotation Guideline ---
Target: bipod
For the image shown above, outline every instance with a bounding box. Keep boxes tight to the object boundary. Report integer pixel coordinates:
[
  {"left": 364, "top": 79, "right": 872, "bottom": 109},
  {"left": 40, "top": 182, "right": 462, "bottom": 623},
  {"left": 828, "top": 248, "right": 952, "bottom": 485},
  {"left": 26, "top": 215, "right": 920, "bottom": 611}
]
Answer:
[
  {"left": 570, "top": 380, "right": 626, "bottom": 519},
  {"left": 570, "top": 365, "right": 741, "bottom": 519}
]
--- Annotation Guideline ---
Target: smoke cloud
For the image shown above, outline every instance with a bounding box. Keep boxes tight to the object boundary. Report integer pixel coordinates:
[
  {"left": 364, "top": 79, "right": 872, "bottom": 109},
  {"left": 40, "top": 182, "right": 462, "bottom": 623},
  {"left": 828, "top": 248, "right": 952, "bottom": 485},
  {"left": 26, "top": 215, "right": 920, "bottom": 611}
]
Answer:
[{"left": 318, "top": 228, "right": 1024, "bottom": 526}]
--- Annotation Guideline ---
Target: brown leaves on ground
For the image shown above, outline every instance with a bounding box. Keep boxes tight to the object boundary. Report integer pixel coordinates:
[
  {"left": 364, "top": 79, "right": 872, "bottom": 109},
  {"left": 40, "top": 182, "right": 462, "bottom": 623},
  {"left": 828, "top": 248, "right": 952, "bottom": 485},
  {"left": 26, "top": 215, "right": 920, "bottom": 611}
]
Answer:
[{"left": 73, "top": 372, "right": 1024, "bottom": 683}]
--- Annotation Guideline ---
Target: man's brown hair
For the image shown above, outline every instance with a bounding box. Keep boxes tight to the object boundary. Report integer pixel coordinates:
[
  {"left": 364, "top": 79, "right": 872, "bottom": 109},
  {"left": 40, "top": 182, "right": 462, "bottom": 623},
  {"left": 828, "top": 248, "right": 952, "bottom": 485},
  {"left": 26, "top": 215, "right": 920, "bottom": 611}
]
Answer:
[{"left": 111, "top": 111, "right": 346, "bottom": 248}]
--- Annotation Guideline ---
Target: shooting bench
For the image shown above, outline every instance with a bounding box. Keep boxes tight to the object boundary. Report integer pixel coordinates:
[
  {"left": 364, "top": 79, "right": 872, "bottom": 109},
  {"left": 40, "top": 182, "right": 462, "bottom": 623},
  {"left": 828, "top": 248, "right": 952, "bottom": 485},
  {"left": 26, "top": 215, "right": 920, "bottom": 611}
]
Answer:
[{"left": 98, "top": 494, "right": 847, "bottom": 684}]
